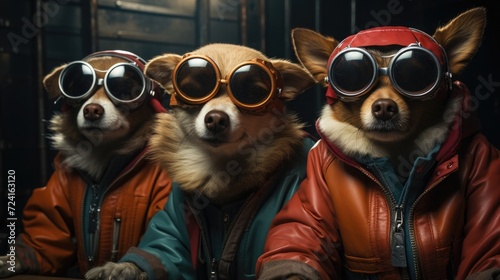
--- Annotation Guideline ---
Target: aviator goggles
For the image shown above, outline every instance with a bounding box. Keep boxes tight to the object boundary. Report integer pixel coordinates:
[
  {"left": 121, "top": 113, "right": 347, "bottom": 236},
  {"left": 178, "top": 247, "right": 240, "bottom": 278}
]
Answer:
[
  {"left": 325, "top": 26, "right": 451, "bottom": 103},
  {"left": 171, "top": 54, "right": 284, "bottom": 114},
  {"left": 58, "top": 50, "right": 162, "bottom": 109}
]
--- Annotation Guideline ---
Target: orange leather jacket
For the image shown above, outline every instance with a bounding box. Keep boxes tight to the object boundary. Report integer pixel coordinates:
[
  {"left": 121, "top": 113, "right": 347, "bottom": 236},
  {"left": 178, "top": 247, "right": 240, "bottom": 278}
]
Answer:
[
  {"left": 16, "top": 149, "right": 172, "bottom": 277},
  {"left": 257, "top": 84, "right": 500, "bottom": 279}
]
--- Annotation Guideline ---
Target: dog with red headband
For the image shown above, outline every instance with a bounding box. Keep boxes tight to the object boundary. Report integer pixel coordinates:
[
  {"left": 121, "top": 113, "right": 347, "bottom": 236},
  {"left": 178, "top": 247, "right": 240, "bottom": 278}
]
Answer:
[
  {"left": 257, "top": 7, "right": 500, "bottom": 279},
  {"left": 85, "top": 43, "right": 316, "bottom": 279},
  {"left": 0, "top": 51, "right": 172, "bottom": 278}
]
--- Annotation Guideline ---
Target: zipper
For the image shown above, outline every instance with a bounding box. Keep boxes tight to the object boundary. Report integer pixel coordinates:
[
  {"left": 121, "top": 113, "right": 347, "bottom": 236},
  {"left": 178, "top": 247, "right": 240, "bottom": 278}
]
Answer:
[
  {"left": 390, "top": 164, "right": 413, "bottom": 269},
  {"left": 111, "top": 218, "right": 122, "bottom": 261},
  {"left": 210, "top": 258, "right": 218, "bottom": 280},
  {"left": 408, "top": 174, "right": 449, "bottom": 280},
  {"left": 355, "top": 166, "right": 410, "bottom": 273},
  {"left": 190, "top": 192, "right": 256, "bottom": 279},
  {"left": 220, "top": 193, "right": 255, "bottom": 250},
  {"left": 391, "top": 205, "right": 407, "bottom": 267},
  {"left": 340, "top": 149, "right": 457, "bottom": 279},
  {"left": 207, "top": 194, "right": 254, "bottom": 279},
  {"left": 82, "top": 152, "right": 147, "bottom": 266},
  {"left": 87, "top": 184, "right": 99, "bottom": 264}
]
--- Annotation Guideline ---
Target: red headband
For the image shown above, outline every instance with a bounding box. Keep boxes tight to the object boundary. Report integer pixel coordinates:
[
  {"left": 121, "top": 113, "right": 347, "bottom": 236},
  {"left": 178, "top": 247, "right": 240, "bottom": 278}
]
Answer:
[{"left": 325, "top": 26, "right": 448, "bottom": 104}]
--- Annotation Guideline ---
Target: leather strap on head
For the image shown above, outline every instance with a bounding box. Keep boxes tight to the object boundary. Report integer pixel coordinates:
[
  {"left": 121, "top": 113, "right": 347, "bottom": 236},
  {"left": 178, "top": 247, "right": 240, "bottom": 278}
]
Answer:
[{"left": 83, "top": 50, "right": 147, "bottom": 70}]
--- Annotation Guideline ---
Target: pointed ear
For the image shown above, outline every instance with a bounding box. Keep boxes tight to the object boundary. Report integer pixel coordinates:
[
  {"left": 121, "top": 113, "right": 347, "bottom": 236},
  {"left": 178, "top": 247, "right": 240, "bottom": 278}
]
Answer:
[
  {"left": 42, "top": 64, "right": 66, "bottom": 100},
  {"left": 433, "top": 7, "right": 486, "bottom": 75},
  {"left": 144, "top": 54, "right": 183, "bottom": 94},
  {"left": 292, "top": 28, "right": 339, "bottom": 84},
  {"left": 270, "top": 59, "right": 317, "bottom": 101}
]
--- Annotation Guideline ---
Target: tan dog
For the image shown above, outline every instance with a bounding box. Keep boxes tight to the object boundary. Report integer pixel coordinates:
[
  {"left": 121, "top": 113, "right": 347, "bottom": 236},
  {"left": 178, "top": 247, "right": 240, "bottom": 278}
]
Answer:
[
  {"left": 85, "top": 43, "right": 316, "bottom": 279},
  {"left": 293, "top": 10, "right": 485, "bottom": 168},
  {"left": 0, "top": 51, "right": 172, "bottom": 278},
  {"left": 146, "top": 44, "right": 316, "bottom": 204},
  {"left": 257, "top": 8, "right": 500, "bottom": 279}
]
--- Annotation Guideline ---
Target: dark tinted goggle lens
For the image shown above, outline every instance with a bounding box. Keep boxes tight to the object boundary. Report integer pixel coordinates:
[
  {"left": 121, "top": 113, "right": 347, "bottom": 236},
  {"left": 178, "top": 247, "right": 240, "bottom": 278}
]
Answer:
[
  {"left": 329, "top": 50, "right": 375, "bottom": 95},
  {"left": 391, "top": 49, "right": 439, "bottom": 95},
  {"left": 230, "top": 64, "right": 272, "bottom": 106},
  {"left": 106, "top": 64, "right": 145, "bottom": 102},
  {"left": 175, "top": 58, "right": 218, "bottom": 101},
  {"left": 60, "top": 63, "right": 95, "bottom": 98}
]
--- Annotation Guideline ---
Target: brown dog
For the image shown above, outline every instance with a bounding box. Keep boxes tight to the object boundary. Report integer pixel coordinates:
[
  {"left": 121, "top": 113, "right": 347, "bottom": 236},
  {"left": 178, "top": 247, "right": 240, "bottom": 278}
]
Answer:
[
  {"left": 45, "top": 53, "right": 161, "bottom": 178},
  {"left": 0, "top": 51, "right": 172, "bottom": 278},
  {"left": 257, "top": 8, "right": 500, "bottom": 279},
  {"left": 84, "top": 43, "right": 316, "bottom": 279}
]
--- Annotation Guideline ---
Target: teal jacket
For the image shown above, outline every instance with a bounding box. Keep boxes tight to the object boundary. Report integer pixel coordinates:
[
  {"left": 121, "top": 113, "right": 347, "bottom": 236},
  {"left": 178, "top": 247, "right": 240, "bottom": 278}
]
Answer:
[{"left": 120, "top": 137, "right": 315, "bottom": 279}]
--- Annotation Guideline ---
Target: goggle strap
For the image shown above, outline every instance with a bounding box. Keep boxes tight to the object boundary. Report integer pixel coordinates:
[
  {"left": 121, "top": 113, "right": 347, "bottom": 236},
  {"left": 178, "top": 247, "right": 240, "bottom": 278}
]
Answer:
[
  {"left": 273, "top": 99, "right": 285, "bottom": 115},
  {"left": 170, "top": 94, "right": 179, "bottom": 107},
  {"left": 83, "top": 50, "right": 147, "bottom": 70},
  {"left": 54, "top": 95, "right": 62, "bottom": 105},
  {"left": 446, "top": 72, "right": 453, "bottom": 90},
  {"left": 150, "top": 98, "right": 167, "bottom": 113}
]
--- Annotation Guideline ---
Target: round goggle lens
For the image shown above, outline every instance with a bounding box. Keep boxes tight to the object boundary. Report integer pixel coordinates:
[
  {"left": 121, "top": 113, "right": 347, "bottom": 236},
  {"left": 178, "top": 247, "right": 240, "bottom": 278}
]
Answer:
[
  {"left": 230, "top": 64, "right": 272, "bottom": 106},
  {"left": 175, "top": 58, "right": 218, "bottom": 101},
  {"left": 106, "top": 65, "right": 144, "bottom": 102},
  {"left": 391, "top": 49, "right": 439, "bottom": 95},
  {"left": 60, "top": 63, "right": 95, "bottom": 98},
  {"left": 330, "top": 50, "right": 375, "bottom": 95}
]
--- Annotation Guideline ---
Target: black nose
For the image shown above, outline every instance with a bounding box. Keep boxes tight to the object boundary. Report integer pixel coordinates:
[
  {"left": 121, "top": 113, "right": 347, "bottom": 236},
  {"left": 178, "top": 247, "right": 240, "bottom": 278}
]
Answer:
[
  {"left": 204, "top": 110, "right": 230, "bottom": 133},
  {"left": 372, "top": 99, "right": 398, "bottom": 120},
  {"left": 83, "top": 103, "right": 104, "bottom": 121}
]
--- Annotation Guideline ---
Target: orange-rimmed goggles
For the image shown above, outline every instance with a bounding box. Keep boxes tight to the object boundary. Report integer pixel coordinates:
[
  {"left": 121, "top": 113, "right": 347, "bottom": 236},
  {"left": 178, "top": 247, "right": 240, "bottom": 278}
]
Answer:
[{"left": 171, "top": 54, "right": 284, "bottom": 114}]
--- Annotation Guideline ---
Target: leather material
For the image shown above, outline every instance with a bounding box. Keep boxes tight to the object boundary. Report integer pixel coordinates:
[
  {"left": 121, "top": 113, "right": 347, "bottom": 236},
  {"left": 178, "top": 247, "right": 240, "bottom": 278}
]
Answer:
[
  {"left": 17, "top": 150, "right": 172, "bottom": 276},
  {"left": 257, "top": 83, "right": 500, "bottom": 279}
]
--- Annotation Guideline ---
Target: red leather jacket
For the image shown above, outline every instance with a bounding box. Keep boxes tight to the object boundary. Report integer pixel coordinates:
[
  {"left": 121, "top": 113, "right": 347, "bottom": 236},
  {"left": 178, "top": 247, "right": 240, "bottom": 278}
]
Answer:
[
  {"left": 16, "top": 149, "right": 172, "bottom": 277},
  {"left": 257, "top": 84, "right": 500, "bottom": 279}
]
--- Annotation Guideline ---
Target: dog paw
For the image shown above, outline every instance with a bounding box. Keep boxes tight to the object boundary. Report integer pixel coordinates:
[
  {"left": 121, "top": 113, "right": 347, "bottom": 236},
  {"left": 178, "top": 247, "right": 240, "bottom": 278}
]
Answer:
[
  {"left": 85, "top": 262, "right": 147, "bottom": 280},
  {"left": 0, "top": 255, "right": 22, "bottom": 278}
]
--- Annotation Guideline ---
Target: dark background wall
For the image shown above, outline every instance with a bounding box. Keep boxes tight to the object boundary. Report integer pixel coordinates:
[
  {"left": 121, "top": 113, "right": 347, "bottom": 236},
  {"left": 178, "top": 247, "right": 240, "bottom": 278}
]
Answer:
[{"left": 1, "top": 0, "right": 498, "bottom": 254}]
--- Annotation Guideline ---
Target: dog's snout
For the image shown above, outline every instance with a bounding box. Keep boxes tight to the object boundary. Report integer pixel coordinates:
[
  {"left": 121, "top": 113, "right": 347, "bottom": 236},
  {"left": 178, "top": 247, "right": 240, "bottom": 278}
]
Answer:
[
  {"left": 205, "top": 110, "right": 230, "bottom": 133},
  {"left": 83, "top": 103, "right": 105, "bottom": 121},
  {"left": 372, "top": 99, "right": 398, "bottom": 120}
]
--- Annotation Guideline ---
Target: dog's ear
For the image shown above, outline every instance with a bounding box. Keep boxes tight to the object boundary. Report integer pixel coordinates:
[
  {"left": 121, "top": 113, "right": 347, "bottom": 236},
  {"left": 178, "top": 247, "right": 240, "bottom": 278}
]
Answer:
[
  {"left": 42, "top": 64, "right": 66, "bottom": 100},
  {"left": 271, "top": 59, "right": 316, "bottom": 101},
  {"left": 144, "top": 54, "right": 182, "bottom": 93},
  {"left": 292, "top": 28, "right": 338, "bottom": 84},
  {"left": 433, "top": 7, "right": 486, "bottom": 75}
]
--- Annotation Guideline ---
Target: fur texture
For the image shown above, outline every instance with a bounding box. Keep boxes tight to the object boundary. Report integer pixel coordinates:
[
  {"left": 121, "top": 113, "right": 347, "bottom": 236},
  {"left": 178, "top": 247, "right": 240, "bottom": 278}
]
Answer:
[
  {"left": 43, "top": 57, "right": 156, "bottom": 180},
  {"left": 292, "top": 8, "right": 486, "bottom": 171},
  {"left": 146, "top": 43, "right": 316, "bottom": 205},
  {"left": 85, "top": 44, "right": 315, "bottom": 280}
]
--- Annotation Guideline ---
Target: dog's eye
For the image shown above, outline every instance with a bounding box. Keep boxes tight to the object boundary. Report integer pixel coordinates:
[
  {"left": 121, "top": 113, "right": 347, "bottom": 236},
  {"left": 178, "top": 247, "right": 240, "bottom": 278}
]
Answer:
[
  {"left": 231, "top": 76, "right": 272, "bottom": 105},
  {"left": 391, "top": 50, "right": 438, "bottom": 94},
  {"left": 60, "top": 63, "right": 95, "bottom": 97},
  {"left": 330, "top": 51, "right": 375, "bottom": 94},
  {"left": 175, "top": 62, "right": 218, "bottom": 99},
  {"left": 177, "top": 76, "right": 207, "bottom": 97},
  {"left": 106, "top": 66, "right": 144, "bottom": 101}
]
